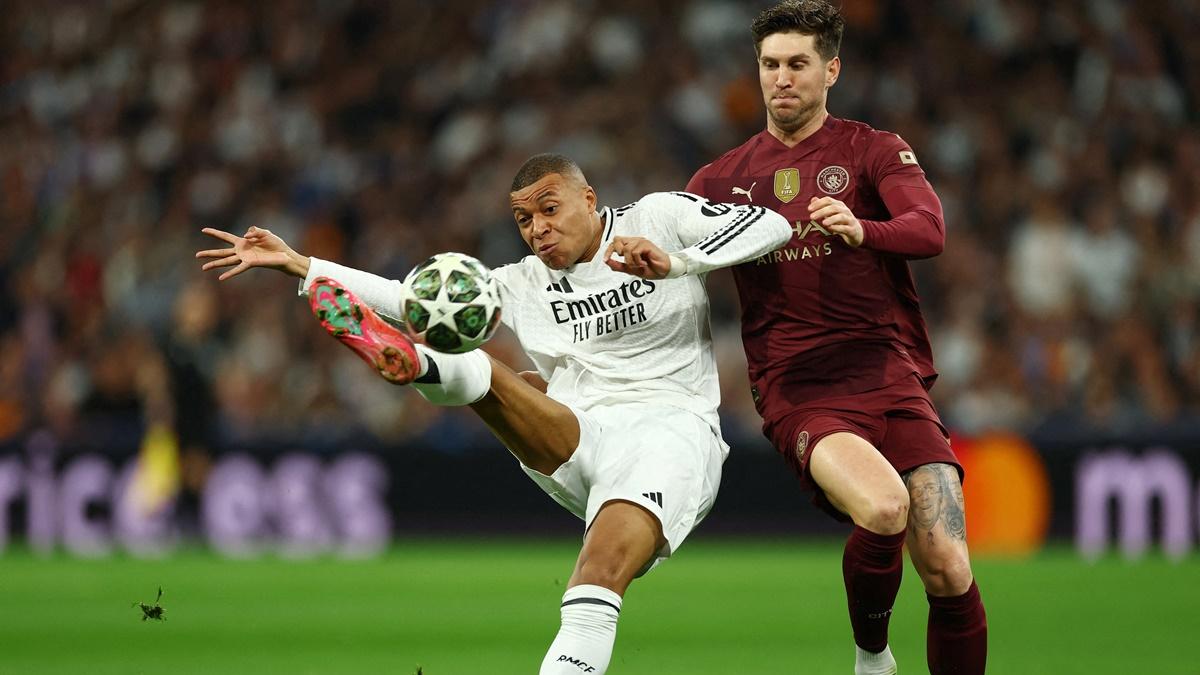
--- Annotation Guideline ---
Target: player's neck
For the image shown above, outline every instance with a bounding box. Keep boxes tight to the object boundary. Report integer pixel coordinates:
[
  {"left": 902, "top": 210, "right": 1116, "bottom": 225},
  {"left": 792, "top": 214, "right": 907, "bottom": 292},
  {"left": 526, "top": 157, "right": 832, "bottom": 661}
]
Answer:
[
  {"left": 576, "top": 212, "right": 605, "bottom": 265},
  {"left": 767, "top": 110, "right": 828, "bottom": 147}
]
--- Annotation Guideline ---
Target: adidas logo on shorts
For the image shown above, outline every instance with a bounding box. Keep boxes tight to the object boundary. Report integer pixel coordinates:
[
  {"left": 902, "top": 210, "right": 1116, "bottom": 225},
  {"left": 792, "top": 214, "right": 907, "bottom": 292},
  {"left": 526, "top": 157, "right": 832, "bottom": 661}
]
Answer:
[{"left": 641, "top": 492, "right": 663, "bottom": 507}]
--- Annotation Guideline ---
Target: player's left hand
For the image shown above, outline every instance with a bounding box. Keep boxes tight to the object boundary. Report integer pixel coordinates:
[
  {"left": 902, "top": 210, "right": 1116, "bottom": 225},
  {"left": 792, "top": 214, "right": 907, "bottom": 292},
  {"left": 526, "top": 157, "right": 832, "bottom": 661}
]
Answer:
[
  {"left": 809, "top": 197, "right": 864, "bottom": 248},
  {"left": 604, "top": 236, "right": 672, "bottom": 279}
]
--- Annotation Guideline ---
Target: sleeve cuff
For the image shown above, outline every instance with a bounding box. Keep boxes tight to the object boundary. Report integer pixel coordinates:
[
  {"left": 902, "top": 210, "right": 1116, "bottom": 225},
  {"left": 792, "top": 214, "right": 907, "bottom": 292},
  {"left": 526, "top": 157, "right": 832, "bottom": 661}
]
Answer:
[
  {"left": 297, "top": 256, "right": 327, "bottom": 296},
  {"left": 857, "top": 220, "right": 877, "bottom": 248},
  {"left": 665, "top": 253, "right": 689, "bottom": 279}
]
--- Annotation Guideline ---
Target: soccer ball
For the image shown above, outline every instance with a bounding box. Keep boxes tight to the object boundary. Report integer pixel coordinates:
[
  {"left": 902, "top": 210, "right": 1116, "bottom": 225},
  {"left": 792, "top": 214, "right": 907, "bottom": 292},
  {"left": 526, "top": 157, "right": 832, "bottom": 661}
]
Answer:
[{"left": 399, "top": 252, "right": 502, "bottom": 354}]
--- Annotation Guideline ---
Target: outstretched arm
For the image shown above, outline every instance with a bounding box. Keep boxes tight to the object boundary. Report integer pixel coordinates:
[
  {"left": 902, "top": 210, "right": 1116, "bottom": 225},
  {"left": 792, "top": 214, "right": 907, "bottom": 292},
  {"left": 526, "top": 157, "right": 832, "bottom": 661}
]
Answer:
[
  {"left": 195, "top": 226, "right": 311, "bottom": 280},
  {"left": 197, "top": 225, "right": 407, "bottom": 324}
]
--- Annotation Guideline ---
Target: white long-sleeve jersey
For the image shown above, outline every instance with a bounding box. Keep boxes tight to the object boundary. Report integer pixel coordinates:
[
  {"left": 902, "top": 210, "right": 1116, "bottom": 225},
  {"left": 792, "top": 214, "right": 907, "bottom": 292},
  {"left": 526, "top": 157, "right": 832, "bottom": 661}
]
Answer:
[{"left": 301, "top": 192, "right": 791, "bottom": 430}]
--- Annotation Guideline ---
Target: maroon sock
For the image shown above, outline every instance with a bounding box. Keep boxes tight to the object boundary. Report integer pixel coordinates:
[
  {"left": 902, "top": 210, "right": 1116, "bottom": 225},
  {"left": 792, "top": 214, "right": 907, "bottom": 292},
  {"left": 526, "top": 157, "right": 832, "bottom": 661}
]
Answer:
[
  {"left": 927, "top": 580, "right": 988, "bottom": 674},
  {"left": 842, "top": 526, "right": 906, "bottom": 653}
]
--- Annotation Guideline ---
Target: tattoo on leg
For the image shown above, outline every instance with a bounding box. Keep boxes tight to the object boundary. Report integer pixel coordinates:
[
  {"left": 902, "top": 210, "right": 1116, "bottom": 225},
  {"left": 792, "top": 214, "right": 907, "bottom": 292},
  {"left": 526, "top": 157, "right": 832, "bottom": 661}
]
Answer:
[
  {"left": 903, "top": 463, "right": 966, "bottom": 542},
  {"left": 942, "top": 467, "right": 967, "bottom": 541},
  {"left": 905, "top": 465, "right": 942, "bottom": 533}
]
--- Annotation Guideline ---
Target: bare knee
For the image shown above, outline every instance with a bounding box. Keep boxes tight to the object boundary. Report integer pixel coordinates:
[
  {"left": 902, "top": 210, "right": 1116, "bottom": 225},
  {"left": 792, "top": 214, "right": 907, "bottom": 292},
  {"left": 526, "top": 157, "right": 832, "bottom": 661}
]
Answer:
[
  {"left": 915, "top": 550, "right": 974, "bottom": 596},
  {"left": 572, "top": 543, "right": 645, "bottom": 594},
  {"left": 574, "top": 558, "right": 627, "bottom": 592},
  {"left": 856, "top": 491, "right": 910, "bottom": 535},
  {"left": 569, "top": 503, "right": 662, "bottom": 594},
  {"left": 810, "top": 433, "right": 910, "bottom": 535}
]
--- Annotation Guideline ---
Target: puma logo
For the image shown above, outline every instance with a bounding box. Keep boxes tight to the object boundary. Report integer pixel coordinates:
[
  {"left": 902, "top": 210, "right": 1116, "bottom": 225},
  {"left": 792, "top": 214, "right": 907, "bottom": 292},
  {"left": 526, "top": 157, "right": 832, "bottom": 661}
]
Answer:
[{"left": 731, "top": 182, "right": 756, "bottom": 202}]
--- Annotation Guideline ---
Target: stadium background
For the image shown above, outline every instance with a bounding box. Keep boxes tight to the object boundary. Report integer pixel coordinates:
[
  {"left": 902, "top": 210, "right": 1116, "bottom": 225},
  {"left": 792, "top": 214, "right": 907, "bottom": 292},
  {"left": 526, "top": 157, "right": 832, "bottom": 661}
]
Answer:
[{"left": 1, "top": 0, "right": 1198, "bottom": 672}]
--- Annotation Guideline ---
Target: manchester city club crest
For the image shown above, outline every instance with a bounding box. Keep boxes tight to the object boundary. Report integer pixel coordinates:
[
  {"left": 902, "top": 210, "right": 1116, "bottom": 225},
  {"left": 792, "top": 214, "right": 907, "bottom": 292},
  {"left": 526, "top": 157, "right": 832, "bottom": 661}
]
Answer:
[
  {"left": 795, "top": 430, "right": 810, "bottom": 464},
  {"left": 774, "top": 168, "right": 800, "bottom": 203},
  {"left": 817, "top": 165, "right": 850, "bottom": 195}
]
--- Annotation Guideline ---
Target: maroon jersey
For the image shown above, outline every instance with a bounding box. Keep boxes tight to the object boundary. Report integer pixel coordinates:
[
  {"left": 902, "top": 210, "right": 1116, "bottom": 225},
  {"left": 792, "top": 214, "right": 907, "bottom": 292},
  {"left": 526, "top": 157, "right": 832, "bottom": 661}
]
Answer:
[{"left": 686, "top": 115, "right": 943, "bottom": 425}]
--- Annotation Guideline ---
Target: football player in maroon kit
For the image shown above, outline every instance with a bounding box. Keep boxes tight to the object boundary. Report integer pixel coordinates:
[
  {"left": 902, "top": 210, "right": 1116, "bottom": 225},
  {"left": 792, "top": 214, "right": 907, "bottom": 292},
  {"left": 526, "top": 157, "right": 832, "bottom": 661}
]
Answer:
[{"left": 682, "top": 2, "right": 988, "bottom": 674}]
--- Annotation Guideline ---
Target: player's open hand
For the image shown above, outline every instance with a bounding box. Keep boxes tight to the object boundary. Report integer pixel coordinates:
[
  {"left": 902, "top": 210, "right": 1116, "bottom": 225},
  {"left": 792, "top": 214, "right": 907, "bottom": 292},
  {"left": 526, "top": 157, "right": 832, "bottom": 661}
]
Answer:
[
  {"left": 809, "top": 197, "right": 864, "bottom": 248},
  {"left": 195, "top": 226, "right": 309, "bottom": 280},
  {"left": 604, "top": 236, "right": 672, "bottom": 279}
]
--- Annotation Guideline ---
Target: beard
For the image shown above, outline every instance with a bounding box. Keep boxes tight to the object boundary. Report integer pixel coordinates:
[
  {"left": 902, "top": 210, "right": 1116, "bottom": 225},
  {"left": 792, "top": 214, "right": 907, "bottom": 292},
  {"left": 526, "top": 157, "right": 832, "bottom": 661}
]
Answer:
[{"left": 767, "top": 96, "right": 822, "bottom": 134}]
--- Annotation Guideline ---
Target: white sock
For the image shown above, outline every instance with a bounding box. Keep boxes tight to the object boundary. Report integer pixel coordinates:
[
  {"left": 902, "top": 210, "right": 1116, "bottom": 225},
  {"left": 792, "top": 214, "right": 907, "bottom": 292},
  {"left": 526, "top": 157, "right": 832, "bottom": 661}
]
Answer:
[
  {"left": 540, "top": 584, "right": 622, "bottom": 675},
  {"left": 855, "top": 644, "right": 898, "bottom": 675},
  {"left": 411, "top": 346, "right": 491, "bottom": 406}
]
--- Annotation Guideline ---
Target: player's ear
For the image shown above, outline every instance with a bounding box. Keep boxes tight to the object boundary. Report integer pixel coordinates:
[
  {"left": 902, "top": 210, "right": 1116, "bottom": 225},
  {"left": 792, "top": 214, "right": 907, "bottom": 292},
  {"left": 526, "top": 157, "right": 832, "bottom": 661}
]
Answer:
[
  {"left": 583, "top": 184, "right": 597, "bottom": 213},
  {"left": 826, "top": 56, "right": 840, "bottom": 89}
]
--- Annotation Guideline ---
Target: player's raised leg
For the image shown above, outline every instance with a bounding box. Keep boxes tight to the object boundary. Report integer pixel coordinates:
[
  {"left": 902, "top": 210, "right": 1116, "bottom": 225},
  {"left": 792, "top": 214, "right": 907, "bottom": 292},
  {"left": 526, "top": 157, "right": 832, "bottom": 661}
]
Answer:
[
  {"left": 808, "top": 432, "right": 908, "bottom": 675},
  {"left": 308, "top": 276, "right": 579, "bottom": 475},
  {"left": 309, "top": 275, "right": 637, "bottom": 674},
  {"left": 541, "top": 500, "right": 663, "bottom": 675},
  {"left": 902, "top": 462, "right": 987, "bottom": 675}
]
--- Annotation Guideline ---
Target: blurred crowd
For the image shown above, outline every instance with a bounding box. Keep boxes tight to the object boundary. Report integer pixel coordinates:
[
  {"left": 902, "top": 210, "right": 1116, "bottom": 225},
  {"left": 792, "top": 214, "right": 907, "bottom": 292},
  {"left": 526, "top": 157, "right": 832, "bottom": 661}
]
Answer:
[{"left": 1, "top": 0, "right": 1198, "bottom": 461}]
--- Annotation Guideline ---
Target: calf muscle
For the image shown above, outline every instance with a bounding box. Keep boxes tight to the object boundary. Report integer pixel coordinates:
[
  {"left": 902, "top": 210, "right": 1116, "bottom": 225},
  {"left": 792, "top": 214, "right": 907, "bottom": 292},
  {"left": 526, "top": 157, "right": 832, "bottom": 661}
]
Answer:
[{"left": 470, "top": 356, "right": 579, "bottom": 474}]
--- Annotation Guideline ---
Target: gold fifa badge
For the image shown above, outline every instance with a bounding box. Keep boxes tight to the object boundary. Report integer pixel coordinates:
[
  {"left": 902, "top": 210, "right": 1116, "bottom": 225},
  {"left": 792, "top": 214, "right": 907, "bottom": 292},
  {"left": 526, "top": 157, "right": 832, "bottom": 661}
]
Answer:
[{"left": 774, "top": 168, "right": 800, "bottom": 203}]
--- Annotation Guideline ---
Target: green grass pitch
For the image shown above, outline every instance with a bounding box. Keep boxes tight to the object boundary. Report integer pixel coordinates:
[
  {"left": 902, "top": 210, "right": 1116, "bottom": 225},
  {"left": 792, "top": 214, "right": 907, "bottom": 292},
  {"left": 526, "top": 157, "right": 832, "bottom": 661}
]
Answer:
[{"left": 0, "top": 538, "right": 1196, "bottom": 674}]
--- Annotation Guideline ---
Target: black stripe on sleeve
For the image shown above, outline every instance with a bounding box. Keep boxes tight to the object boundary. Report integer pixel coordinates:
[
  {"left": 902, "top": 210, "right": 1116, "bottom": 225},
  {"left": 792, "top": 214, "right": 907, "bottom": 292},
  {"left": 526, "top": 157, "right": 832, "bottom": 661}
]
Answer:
[
  {"left": 702, "top": 208, "right": 765, "bottom": 254},
  {"left": 695, "top": 206, "right": 759, "bottom": 254},
  {"left": 693, "top": 208, "right": 752, "bottom": 252},
  {"left": 669, "top": 191, "right": 699, "bottom": 202},
  {"left": 562, "top": 597, "right": 622, "bottom": 613}
]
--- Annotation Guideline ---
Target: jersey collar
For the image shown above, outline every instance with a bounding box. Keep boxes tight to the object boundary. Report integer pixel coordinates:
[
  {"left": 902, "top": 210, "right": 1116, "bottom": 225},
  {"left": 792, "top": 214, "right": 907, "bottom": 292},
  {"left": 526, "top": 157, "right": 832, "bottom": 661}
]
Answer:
[
  {"left": 599, "top": 206, "right": 615, "bottom": 246},
  {"left": 761, "top": 113, "right": 838, "bottom": 152}
]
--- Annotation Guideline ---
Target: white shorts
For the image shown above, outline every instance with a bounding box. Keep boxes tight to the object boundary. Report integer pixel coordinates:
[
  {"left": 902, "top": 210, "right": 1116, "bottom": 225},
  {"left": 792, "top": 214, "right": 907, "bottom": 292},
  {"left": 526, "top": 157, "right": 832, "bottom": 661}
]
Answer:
[{"left": 521, "top": 403, "right": 728, "bottom": 573}]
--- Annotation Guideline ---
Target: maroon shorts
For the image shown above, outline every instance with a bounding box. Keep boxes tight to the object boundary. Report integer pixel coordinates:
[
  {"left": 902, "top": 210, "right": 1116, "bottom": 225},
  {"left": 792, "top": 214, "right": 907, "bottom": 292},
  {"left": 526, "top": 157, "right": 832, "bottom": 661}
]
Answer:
[{"left": 762, "top": 373, "right": 961, "bottom": 522}]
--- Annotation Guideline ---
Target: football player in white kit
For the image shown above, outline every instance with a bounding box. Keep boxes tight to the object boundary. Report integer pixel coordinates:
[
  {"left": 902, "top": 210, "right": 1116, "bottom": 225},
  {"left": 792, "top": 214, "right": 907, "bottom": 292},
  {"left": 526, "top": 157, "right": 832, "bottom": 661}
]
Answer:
[{"left": 197, "top": 154, "right": 791, "bottom": 674}]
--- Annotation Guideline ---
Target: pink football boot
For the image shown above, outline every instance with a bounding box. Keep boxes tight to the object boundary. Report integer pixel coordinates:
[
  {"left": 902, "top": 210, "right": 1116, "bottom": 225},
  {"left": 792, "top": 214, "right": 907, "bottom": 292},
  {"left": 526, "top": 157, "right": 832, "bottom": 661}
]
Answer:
[{"left": 308, "top": 276, "right": 420, "bottom": 385}]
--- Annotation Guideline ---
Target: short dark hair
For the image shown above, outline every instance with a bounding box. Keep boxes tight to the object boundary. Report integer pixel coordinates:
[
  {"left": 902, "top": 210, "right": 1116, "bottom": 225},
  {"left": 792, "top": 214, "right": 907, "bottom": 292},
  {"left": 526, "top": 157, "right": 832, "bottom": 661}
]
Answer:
[
  {"left": 752, "top": 0, "right": 844, "bottom": 62},
  {"left": 510, "top": 153, "right": 586, "bottom": 193}
]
